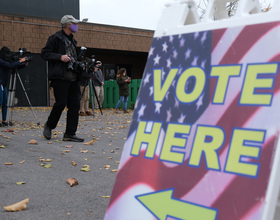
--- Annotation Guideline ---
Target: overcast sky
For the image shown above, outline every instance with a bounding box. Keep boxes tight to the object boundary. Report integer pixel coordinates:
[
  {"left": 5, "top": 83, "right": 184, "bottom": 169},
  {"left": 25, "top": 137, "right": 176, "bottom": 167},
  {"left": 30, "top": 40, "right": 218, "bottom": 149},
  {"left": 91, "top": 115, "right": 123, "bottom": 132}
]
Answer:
[
  {"left": 80, "top": 0, "right": 173, "bottom": 30},
  {"left": 80, "top": 0, "right": 274, "bottom": 30}
]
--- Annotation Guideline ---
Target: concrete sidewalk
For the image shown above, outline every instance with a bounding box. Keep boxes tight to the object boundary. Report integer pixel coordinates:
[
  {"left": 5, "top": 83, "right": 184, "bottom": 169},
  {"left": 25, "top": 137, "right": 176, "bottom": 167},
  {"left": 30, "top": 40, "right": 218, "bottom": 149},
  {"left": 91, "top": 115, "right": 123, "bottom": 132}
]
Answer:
[{"left": 0, "top": 107, "right": 132, "bottom": 220}]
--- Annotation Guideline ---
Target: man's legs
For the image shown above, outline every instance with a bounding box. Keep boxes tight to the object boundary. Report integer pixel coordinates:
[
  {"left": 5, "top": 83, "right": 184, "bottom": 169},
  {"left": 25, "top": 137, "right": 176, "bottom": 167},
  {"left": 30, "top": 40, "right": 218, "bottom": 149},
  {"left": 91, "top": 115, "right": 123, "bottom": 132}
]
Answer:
[
  {"left": 43, "top": 79, "right": 70, "bottom": 140},
  {"left": 99, "top": 86, "right": 104, "bottom": 108},
  {"left": 47, "top": 79, "right": 69, "bottom": 129},
  {"left": 65, "top": 80, "right": 80, "bottom": 136},
  {"left": 80, "top": 85, "right": 89, "bottom": 114}
]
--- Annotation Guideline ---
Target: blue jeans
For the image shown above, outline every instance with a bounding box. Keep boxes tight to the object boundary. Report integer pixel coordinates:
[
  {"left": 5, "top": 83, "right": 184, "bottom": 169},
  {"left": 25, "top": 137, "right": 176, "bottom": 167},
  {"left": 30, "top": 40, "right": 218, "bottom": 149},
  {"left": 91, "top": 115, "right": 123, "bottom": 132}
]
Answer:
[
  {"left": 0, "top": 85, "right": 8, "bottom": 121},
  {"left": 115, "top": 96, "right": 128, "bottom": 111}
]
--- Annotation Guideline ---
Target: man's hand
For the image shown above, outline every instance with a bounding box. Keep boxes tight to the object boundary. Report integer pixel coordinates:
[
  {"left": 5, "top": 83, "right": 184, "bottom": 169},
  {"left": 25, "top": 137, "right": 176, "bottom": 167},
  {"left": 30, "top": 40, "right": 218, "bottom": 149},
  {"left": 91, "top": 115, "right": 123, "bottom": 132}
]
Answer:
[
  {"left": 19, "top": 57, "right": 27, "bottom": 63},
  {"left": 61, "top": 55, "right": 71, "bottom": 63},
  {"left": 19, "top": 57, "right": 28, "bottom": 66}
]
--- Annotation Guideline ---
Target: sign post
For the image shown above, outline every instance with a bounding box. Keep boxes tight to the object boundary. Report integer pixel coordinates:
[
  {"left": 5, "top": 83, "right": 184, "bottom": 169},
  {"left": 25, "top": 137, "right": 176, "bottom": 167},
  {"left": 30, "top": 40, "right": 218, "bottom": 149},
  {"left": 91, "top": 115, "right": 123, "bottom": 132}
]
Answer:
[{"left": 105, "top": 0, "right": 280, "bottom": 219}]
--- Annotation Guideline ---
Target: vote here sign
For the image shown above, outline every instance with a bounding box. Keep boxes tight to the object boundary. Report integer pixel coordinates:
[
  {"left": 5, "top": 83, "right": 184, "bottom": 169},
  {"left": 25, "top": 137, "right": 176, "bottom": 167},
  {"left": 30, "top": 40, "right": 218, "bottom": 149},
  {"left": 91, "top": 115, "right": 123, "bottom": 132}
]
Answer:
[{"left": 105, "top": 20, "right": 280, "bottom": 220}]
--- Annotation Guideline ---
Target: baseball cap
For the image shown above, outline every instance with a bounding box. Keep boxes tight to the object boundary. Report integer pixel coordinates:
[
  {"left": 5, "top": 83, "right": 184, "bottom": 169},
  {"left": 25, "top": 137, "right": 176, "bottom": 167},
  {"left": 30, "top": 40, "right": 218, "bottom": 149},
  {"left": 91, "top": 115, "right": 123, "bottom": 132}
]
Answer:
[{"left": 61, "top": 15, "right": 80, "bottom": 24}]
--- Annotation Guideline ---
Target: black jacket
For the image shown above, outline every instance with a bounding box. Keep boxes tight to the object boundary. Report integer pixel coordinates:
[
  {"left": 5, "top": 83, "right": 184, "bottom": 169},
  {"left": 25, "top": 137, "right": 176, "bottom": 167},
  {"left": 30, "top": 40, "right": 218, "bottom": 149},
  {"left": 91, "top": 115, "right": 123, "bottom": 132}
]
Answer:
[
  {"left": 117, "top": 76, "right": 130, "bottom": 96},
  {"left": 41, "top": 30, "right": 78, "bottom": 80},
  {"left": 92, "top": 69, "right": 104, "bottom": 86},
  {"left": 0, "top": 58, "right": 24, "bottom": 87}
]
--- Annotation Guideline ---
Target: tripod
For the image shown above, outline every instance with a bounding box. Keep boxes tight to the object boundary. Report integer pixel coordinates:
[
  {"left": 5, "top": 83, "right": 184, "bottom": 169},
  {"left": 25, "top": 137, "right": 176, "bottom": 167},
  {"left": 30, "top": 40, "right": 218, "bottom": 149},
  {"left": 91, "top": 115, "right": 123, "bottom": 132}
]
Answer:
[
  {"left": 6, "top": 70, "right": 40, "bottom": 125},
  {"left": 81, "top": 78, "right": 103, "bottom": 116}
]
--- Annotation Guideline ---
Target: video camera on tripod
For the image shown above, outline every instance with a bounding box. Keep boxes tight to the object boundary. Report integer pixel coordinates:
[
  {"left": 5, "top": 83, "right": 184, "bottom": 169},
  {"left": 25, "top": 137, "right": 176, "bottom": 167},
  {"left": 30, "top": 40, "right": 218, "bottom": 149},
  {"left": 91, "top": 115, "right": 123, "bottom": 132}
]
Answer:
[
  {"left": 76, "top": 47, "right": 103, "bottom": 116},
  {"left": 5, "top": 48, "right": 32, "bottom": 64}
]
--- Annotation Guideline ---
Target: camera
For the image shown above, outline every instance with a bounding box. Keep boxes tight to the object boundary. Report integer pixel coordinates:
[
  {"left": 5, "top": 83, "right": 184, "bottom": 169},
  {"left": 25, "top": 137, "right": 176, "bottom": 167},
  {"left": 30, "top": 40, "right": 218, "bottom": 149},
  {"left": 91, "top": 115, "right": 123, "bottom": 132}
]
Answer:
[
  {"left": 5, "top": 48, "right": 32, "bottom": 63},
  {"left": 66, "top": 46, "right": 87, "bottom": 72}
]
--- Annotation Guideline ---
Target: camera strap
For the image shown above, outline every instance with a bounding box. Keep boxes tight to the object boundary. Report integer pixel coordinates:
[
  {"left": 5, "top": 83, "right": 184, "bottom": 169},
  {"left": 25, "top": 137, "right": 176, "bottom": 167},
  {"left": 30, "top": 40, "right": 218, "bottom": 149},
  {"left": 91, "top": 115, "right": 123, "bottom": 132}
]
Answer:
[{"left": 62, "top": 34, "right": 77, "bottom": 60}]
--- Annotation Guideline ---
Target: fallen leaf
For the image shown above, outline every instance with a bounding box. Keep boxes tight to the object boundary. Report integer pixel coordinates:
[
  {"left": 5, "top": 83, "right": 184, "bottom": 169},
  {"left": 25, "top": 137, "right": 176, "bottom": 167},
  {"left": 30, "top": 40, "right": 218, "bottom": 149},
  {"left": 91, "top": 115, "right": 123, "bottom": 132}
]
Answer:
[
  {"left": 3, "top": 198, "right": 29, "bottom": 212},
  {"left": 0, "top": 145, "right": 5, "bottom": 148},
  {"left": 111, "top": 169, "right": 118, "bottom": 172},
  {"left": 4, "top": 128, "right": 14, "bottom": 132},
  {"left": 103, "top": 165, "right": 110, "bottom": 168},
  {"left": 71, "top": 161, "right": 77, "bottom": 166},
  {"left": 54, "top": 140, "right": 63, "bottom": 143},
  {"left": 16, "top": 182, "right": 25, "bottom": 185},
  {"left": 45, "top": 159, "right": 52, "bottom": 162},
  {"left": 102, "top": 196, "right": 110, "bottom": 198},
  {"left": 81, "top": 165, "right": 90, "bottom": 172},
  {"left": 19, "top": 160, "right": 25, "bottom": 164},
  {"left": 80, "top": 150, "right": 89, "bottom": 153},
  {"left": 83, "top": 137, "right": 95, "bottom": 145},
  {"left": 63, "top": 145, "right": 73, "bottom": 148},
  {"left": 61, "top": 150, "right": 70, "bottom": 154},
  {"left": 28, "top": 139, "right": 38, "bottom": 144},
  {"left": 66, "top": 178, "right": 78, "bottom": 187},
  {"left": 44, "top": 164, "right": 51, "bottom": 168},
  {"left": 80, "top": 167, "right": 90, "bottom": 172},
  {"left": 4, "top": 163, "right": 13, "bottom": 165}
]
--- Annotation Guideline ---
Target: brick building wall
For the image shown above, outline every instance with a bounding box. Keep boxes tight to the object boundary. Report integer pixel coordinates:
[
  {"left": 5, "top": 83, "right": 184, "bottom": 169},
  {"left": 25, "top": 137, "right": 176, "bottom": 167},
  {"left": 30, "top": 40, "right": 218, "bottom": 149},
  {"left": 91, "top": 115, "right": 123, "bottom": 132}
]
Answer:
[
  {"left": 0, "top": 14, "right": 154, "bottom": 54},
  {"left": 0, "top": 14, "right": 154, "bottom": 107}
]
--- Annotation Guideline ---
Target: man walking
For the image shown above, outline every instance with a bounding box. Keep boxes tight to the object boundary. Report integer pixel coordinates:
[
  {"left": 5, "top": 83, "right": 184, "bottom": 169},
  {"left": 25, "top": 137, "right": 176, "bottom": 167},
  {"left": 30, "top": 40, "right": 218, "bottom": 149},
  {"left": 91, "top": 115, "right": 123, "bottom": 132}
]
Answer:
[{"left": 41, "top": 15, "right": 84, "bottom": 142}]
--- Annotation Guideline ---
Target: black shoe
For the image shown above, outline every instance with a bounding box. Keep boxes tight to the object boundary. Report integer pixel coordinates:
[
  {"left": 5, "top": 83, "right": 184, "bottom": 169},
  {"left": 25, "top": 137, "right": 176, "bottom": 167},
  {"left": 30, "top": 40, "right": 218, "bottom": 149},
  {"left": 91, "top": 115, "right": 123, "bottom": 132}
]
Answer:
[
  {"left": 8, "top": 121, "right": 14, "bottom": 126},
  {"left": 43, "top": 123, "right": 52, "bottom": 140},
  {"left": 63, "top": 133, "right": 84, "bottom": 142},
  {"left": 2, "top": 122, "right": 9, "bottom": 126}
]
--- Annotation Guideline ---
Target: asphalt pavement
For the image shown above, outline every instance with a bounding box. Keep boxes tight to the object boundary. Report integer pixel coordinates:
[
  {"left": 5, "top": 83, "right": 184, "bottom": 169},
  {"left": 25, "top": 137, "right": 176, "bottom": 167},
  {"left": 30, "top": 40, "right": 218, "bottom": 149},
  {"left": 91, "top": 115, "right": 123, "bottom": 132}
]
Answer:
[
  {"left": 0, "top": 107, "right": 132, "bottom": 220},
  {"left": 1, "top": 107, "right": 280, "bottom": 220}
]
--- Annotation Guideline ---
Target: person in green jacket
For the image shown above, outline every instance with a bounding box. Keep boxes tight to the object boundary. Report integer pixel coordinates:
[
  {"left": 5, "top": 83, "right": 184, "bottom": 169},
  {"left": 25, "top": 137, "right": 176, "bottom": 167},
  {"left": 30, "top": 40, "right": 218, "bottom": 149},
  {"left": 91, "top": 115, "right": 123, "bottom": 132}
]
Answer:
[{"left": 114, "top": 68, "right": 130, "bottom": 113}]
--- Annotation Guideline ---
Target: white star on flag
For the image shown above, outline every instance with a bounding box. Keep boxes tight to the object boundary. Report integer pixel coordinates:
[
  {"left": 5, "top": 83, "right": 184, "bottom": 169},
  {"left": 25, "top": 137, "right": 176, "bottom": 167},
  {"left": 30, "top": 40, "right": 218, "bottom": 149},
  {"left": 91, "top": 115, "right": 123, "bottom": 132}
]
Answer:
[
  {"left": 155, "top": 102, "right": 162, "bottom": 114},
  {"left": 191, "top": 56, "right": 199, "bottom": 66},
  {"left": 148, "top": 47, "right": 154, "bottom": 58},
  {"left": 201, "top": 59, "right": 206, "bottom": 68},
  {"left": 143, "top": 73, "right": 151, "bottom": 86},
  {"left": 196, "top": 93, "right": 204, "bottom": 111},
  {"left": 178, "top": 114, "right": 186, "bottom": 123},
  {"left": 153, "top": 54, "right": 161, "bottom": 65},
  {"left": 175, "top": 98, "right": 179, "bottom": 108},
  {"left": 173, "top": 50, "right": 178, "bottom": 59},
  {"left": 194, "top": 32, "right": 199, "bottom": 40},
  {"left": 162, "top": 42, "right": 168, "bottom": 52},
  {"left": 180, "top": 38, "right": 185, "bottom": 47},
  {"left": 166, "top": 58, "right": 172, "bottom": 68},
  {"left": 166, "top": 109, "right": 172, "bottom": 122},
  {"left": 185, "top": 48, "right": 191, "bottom": 60},
  {"left": 138, "top": 104, "right": 146, "bottom": 119},
  {"left": 149, "top": 86, "right": 153, "bottom": 96},
  {"left": 201, "top": 32, "right": 207, "bottom": 44}
]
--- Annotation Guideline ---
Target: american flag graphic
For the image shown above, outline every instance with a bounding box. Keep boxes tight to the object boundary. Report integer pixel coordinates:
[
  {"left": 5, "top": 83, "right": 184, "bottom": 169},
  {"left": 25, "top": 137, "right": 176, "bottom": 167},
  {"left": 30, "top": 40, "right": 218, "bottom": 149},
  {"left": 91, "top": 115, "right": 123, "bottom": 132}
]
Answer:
[{"left": 105, "top": 21, "right": 280, "bottom": 220}]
